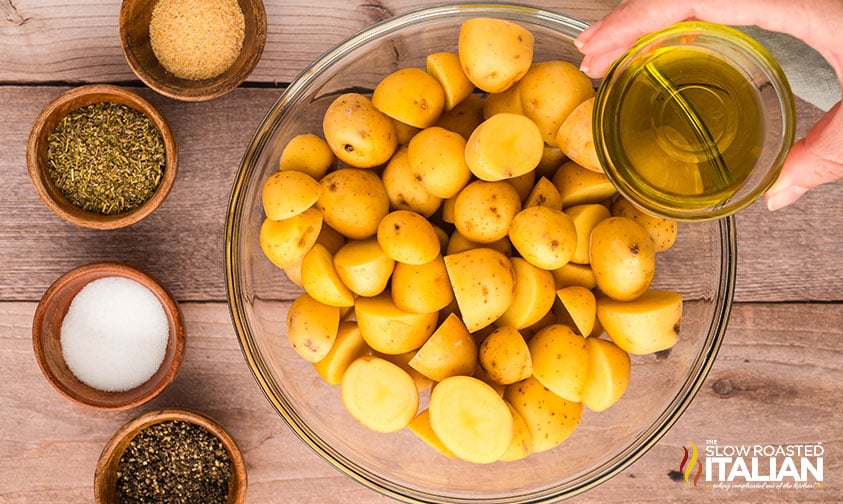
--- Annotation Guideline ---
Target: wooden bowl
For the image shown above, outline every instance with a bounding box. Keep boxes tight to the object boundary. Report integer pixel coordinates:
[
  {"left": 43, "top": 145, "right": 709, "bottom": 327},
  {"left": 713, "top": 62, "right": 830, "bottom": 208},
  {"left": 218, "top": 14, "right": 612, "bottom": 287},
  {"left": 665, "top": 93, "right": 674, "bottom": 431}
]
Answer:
[
  {"left": 26, "top": 84, "right": 178, "bottom": 230},
  {"left": 32, "top": 262, "right": 185, "bottom": 411},
  {"left": 119, "top": 0, "right": 267, "bottom": 101},
  {"left": 94, "top": 408, "right": 247, "bottom": 504}
]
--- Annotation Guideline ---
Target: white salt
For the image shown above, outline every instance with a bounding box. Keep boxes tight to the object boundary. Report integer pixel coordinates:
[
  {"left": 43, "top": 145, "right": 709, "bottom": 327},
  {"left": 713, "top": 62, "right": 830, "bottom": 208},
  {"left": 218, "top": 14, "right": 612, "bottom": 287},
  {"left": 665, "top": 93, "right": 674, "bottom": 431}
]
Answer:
[{"left": 60, "top": 276, "right": 170, "bottom": 392}]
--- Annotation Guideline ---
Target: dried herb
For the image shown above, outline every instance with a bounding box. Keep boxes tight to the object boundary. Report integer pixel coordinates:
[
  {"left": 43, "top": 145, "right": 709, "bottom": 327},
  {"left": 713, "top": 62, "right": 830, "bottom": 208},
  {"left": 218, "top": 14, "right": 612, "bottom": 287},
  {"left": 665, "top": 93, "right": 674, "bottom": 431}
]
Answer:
[
  {"left": 46, "top": 102, "right": 165, "bottom": 215},
  {"left": 115, "top": 420, "right": 232, "bottom": 504}
]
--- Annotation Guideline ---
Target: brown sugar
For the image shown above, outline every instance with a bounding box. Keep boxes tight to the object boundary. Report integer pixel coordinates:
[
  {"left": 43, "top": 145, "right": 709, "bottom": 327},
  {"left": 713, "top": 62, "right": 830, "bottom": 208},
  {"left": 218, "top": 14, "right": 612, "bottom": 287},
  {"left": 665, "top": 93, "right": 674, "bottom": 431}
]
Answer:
[{"left": 149, "top": 0, "right": 245, "bottom": 81}]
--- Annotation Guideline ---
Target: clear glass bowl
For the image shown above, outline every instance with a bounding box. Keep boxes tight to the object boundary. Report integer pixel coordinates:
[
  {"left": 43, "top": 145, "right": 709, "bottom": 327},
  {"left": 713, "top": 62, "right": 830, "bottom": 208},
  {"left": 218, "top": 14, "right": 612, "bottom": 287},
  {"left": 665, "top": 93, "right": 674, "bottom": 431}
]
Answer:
[{"left": 225, "top": 4, "right": 735, "bottom": 502}]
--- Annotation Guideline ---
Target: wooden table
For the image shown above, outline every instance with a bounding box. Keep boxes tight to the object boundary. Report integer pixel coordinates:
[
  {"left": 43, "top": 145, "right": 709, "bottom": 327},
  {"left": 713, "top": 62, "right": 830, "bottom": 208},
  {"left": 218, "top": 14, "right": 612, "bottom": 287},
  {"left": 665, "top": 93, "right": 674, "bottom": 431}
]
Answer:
[{"left": 1, "top": 1, "right": 840, "bottom": 502}]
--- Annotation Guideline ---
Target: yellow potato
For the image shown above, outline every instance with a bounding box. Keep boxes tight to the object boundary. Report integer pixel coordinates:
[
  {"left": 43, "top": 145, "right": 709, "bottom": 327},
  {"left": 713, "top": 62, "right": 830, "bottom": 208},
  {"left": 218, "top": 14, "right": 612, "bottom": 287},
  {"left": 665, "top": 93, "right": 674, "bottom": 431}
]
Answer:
[
  {"left": 354, "top": 293, "right": 438, "bottom": 354},
  {"left": 372, "top": 67, "right": 445, "bottom": 128},
  {"left": 564, "top": 203, "right": 611, "bottom": 264},
  {"left": 556, "top": 97, "right": 602, "bottom": 172},
  {"left": 536, "top": 144, "right": 567, "bottom": 180},
  {"left": 611, "top": 197, "right": 678, "bottom": 252},
  {"left": 381, "top": 148, "right": 442, "bottom": 218},
  {"left": 318, "top": 168, "right": 389, "bottom": 240},
  {"left": 528, "top": 324, "right": 589, "bottom": 402},
  {"left": 556, "top": 285, "right": 597, "bottom": 337},
  {"left": 581, "top": 337, "right": 630, "bottom": 412},
  {"left": 465, "top": 113, "right": 544, "bottom": 181},
  {"left": 497, "top": 257, "right": 556, "bottom": 330},
  {"left": 551, "top": 262, "right": 596, "bottom": 290},
  {"left": 519, "top": 60, "right": 595, "bottom": 146},
  {"left": 259, "top": 208, "right": 323, "bottom": 269},
  {"left": 458, "top": 17, "right": 533, "bottom": 93},
  {"left": 590, "top": 217, "right": 655, "bottom": 301},
  {"left": 262, "top": 169, "right": 323, "bottom": 221},
  {"left": 314, "top": 321, "right": 370, "bottom": 385},
  {"left": 286, "top": 293, "right": 340, "bottom": 362},
  {"left": 597, "top": 289, "right": 683, "bottom": 354},
  {"left": 504, "top": 375, "right": 583, "bottom": 453},
  {"left": 378, "top": 351, "right": 434, "bottom": 393},
  {"left": 498, "top": 402, "right": 533, "bottom": 462},
  {"left": 507, "top": 170, "right": 536, "bottom": 203},
  {"left": 440, "top": 195, "right": 456, "bottom": 224},
  {"left": 315, "top": 224, "right": 346, "bottom": 254},
  {"left": 408, "top": 126, "right": 471, "bottom": 199},
  {"left": 377, "top": 210, "right": 440, "bottom": 265},
  {"left": 301, "top": 243, "right": 355, "bottom": 307},
  {"left": 552, "top": 160, "right": 617, "bottom": 207},
  {"left": 278, "top": 132, "right": 337, "bottom": 179},
  {"left": 524, "top": 176, "right": 563, "bottom": 211},
  {"left": 482, "top": 83, "right": 523, "bottom": 118},
  {"left": 444, "top": 248, "right": 516, "bottom": 332},
  {"left": 426, "top": 51, "right": 474, "bottom": 111},
  {"left": 391, "top": 255, "right": 454, "bottom": 314},
  {"left": 392, "top": 118, "right": 420, "bottom": 146},
  {"left": 409, "top": 409, "right": 455, "bottom": 458},
  {"left": 453, "top": 180, "right": 522, "bottom": 243},
  {"left": 477, "top": 326, "right": 532, "bottom": 385},
  {"left": 446, "top": 230, "right": 513, "bottom": 256},
  {"left": 281, "top": 259, "right": 304, "bottom": 288},
  {"left": 409, "top": 313, "right": 477, "bottom": 382},
  {"left": 341, "top": 355, "right": 419, "bottom": 433},
  {"left": 434, "top": 93, "right": 485, "bottom": 141},
  {"left": 333, "top": 238, "right": 395, "bottom": 297},
  {"left": 429, "top": 375, "right": 514, "bottom": 464},
  {"left": 322, "top": 93, "right": 397, "bottom": 168},
  {"left": 508, "top": 205, "right": 577, "bottom": 270}
]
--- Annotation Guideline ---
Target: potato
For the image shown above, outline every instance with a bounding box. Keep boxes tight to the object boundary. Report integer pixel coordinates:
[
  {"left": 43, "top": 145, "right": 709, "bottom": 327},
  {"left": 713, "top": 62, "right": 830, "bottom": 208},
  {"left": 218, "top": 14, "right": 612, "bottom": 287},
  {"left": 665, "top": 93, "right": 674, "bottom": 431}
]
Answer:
[
  {"left": 409, "top": 313, "right": 477, "bottom": 382},
  {"left": 372, "top": 67, "right": 445, "bottom": 128},
  {"left": 528, "top": 324, "right": 589, "bottom": 402},
  {"left": 482, "top": 84, "right": 523, "bottom": 118},
  {"left": 556, "top": 97, "right": 601, "bottom": 172},
  {"left": 286, "top": 293, "right": 340, "bottom": 362},
  {"left": 429, "top": 375, "right": 514, "bottom": 464},
  {"left": 465, "top": 113, "right": 544, "bottom": 181},
  {"left": 392, "top": 118, "right": 420, "bottom": 146},
  {"left": 507, "top": 170, "right": 536, "bottom": 203},
  {"left": 341, "top": 356, "right": 419, "bottom": 433},
  {"left": 478, "top": 326, "right": 532, "bottom": 385},
  {"left": 391, "top": 255, "right": 453, "bottom": 314},
  {"left": 377, "top": 210, "right": 440, "bottom": 265},
  {"left": 498, "top": 403, "right": 533, "bottom": 462},
  {"left": 278, "top": 133, "right": 336, "bottom": 179},
  {"left": 524, "top": 176, "right": 563, "bottom": 210},
  {"left": 259, "top": 208, "right": 323, "bottom": 269},
  {"left": 446, "top": 230, "right": 512, "bottom": 256},
  {"left": 379, "top": 351, "right": 434, "bottom": 393},
  {"left": 453, "top": 180, "right": 522, "bottom": 243},
  {"left": 354, "top": 293, "right": 438, "bottom": 354},
  {"left": 301, "top": 243, "right": 355, "bottom": 307},
  {"left": 536, "top": 144, "right": 567, "bottom": 180},
  {"left": 381, "top": 147, "right": 442, "bottom": 218},
  {"left": 581, "top": 337, "right": 630, "bottom": 412},
  {"left": 434, "top": 93, "right": 485, "bottom": 141},
  {"left": 564, "top": 203, "right": 611, "bottom": 264},
  {"left": 519, "top": 60, "right": 595, "bottom": 146},
  {"left": 322, "top": 93, "right": 397, "bottom": 168},
  {"left": 611, "top": 197, "right": 678, "bottom": 252},
  {"left": 497, "top": 258, "right": 556, "bottom": 329},
  {"left": 333, "top": 238, "right": 395, "bottom": 297},
  {"left": 552, "top": 160, "right": 617, "bottom": 207},
  {"left": 409, "top": 409, "right": 454, "bottom": 458},
  {"left": 426, "top": 51, "right": 474, "bottom": 111},
  {"left": 556, "top": 285, "right": 596, "bottom": 337},
  {"left": 508, "top": 205, "right": 577, "bottom": 270},
  {"left": 597, "top": 289, "right": 683, "bottom": 354},
  {"left": 262, "top": 169, "right": 323, "bottom": 221},
  {"left": 444, "top": 248, "right": 516, "bottom": 332},
  {"left": 590, "top": 217, "right": 655, "bottom": 301},
  {"left": 314, "top": 321, "right": 370, "bottom": 385},
  {"left": 315, "top": 224, "right": 346, "bottom": 254},
  {"left": 458, "top": 17, "right": 533, "bottom": 93},
  {"left": 504, "top": 375, "right": 583, "bottom": 453},
  {"left": 318, "top": 168, "right": 389, "bottom": 240},
  {"left": 551, "top": 262, "right": 596, "bottom": 290},
  {"left": 408, "top": 126, "right": 471, "bottom": 199}
]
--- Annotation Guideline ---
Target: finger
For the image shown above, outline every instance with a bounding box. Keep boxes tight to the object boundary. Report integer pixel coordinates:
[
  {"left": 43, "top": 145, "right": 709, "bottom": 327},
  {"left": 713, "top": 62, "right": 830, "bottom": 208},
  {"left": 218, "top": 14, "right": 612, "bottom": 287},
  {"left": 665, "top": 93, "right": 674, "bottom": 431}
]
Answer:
[{"left": 579, "top": 47, "right": 629, "bottom": 78}]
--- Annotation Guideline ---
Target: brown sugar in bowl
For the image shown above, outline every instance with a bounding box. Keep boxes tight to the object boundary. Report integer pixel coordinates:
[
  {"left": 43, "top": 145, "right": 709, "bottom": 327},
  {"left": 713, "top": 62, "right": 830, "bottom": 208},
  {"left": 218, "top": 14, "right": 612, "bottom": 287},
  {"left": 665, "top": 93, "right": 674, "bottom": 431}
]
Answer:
[
  {"left": 26, "top": 84, "right": 178, "bottom": 230},
  {"left": 32, "top": 262, "right": 185, "bottom": 411},
  {"left": 119, "top": 0, "right": 267, "bottom": 101}
]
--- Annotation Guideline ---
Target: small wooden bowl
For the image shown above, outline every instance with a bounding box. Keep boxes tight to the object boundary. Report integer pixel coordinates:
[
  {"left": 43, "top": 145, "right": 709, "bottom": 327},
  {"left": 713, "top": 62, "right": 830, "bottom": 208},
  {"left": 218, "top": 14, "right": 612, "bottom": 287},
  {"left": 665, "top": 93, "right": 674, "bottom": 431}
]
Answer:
[
  {"left": 94, "top": 408, "right": 247, "bottom": 504},
  {"left": 32, "top": 262, "right": 185, "bottom": 411},
  {"left": 119, "top": 0, "right": 267, "bottom": 101},
  {"left": 26, "top": 84, "right": 178, "bottom": 230}
]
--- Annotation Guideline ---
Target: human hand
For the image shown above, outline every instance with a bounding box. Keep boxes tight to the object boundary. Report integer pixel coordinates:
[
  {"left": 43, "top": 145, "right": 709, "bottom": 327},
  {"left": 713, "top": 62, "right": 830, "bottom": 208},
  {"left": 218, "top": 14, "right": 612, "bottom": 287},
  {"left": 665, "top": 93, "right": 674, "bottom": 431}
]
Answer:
[{"left": 575, "top": 0, "right": 843, "bottom": 211}]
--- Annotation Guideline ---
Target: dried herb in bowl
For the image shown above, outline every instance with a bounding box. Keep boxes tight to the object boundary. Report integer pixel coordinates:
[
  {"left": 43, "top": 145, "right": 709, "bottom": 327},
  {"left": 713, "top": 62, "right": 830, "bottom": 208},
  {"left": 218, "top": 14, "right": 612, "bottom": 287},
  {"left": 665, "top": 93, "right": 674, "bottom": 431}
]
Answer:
[{"left": 46, "top": 102, "right": 165, "bottom": 215}]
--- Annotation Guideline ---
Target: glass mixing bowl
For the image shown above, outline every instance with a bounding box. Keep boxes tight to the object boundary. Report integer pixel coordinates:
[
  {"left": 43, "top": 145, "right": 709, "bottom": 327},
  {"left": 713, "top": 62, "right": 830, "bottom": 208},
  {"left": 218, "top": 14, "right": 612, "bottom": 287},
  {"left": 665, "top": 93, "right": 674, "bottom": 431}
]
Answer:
[{"left": 226, "top": 3, "right": 735, "bottom": 502}]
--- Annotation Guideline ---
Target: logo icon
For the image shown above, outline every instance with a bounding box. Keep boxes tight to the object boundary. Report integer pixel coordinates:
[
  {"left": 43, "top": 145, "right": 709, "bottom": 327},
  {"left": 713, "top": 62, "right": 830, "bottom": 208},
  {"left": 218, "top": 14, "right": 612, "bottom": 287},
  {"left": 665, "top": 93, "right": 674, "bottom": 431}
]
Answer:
[{"left": 680, "top": 441, "right": 703, "bottom": 486}]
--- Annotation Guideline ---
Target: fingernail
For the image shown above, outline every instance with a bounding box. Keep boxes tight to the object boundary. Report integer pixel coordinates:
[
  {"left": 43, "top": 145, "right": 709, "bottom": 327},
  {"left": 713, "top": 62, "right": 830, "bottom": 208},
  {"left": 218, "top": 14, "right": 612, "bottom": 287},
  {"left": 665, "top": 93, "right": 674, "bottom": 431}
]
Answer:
[
  {"left": 579, "top": 63, "right": 590, "bottom": 74},
  {"left": 766, "top": 185, "right": 808, "bottom": 211},
  {"left": 574, "top": 39, "right": 585, "bottom": 50}
]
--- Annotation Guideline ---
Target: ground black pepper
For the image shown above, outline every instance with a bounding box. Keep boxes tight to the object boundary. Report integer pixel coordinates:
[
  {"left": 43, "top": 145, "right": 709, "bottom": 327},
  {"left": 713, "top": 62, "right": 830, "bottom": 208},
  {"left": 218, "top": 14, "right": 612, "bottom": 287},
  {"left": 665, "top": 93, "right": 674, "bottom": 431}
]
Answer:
[{"left": 115, "top": 420, "right": 232, "bottom": 504}]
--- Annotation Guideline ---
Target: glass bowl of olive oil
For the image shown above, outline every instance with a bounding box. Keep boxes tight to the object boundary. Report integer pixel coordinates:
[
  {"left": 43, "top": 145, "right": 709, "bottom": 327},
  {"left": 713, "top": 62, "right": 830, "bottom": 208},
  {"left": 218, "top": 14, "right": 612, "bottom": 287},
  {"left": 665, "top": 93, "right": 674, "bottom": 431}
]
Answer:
[{"left": 593, "top": 21, "right": 795, "bottom": 220}]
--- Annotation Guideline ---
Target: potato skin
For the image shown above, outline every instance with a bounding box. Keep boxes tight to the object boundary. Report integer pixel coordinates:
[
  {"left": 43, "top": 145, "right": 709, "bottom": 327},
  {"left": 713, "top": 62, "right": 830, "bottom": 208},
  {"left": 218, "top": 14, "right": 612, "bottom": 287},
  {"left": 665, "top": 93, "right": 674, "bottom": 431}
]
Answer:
[
  {"left": 458, "top": 17, "right": 534, "bottom": 93},
  {"left": 318, "top": 168, "right": 390, "bottom": 240},
  {"left": 589, "top": 217, "right": 656, "bottom": 302},
  {"left": 322, "top": 93, "right": 398, "bottom": 168},
  {"left": 372, "top": 68, "right": 445, "bottom": 129},
  {"left": 453, "top": 180, "right": 522, "bottom": 243}
]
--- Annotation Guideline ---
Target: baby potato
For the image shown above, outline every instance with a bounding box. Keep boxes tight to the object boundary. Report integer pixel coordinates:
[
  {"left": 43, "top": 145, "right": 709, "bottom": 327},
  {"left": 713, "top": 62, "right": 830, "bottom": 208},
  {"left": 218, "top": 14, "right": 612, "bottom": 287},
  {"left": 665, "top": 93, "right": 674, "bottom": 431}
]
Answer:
[
  {"left": 426, "top": 51, "right": 474, "bottom": 111},
  {"left": 556, "top": 97, "right": 602, "bottom": 172},
  {"left": 536, "top": 145, "right": 567, "bottom": 180},
  {"left": 262, "top": 169, "right": 323, "bottom": 221},
  {"left": 529, "top": 324, "right": 589, "bottom": 402},
  {"left": 590, "top": 217, "right": 655, "bottom": 302},
  {"left": 434, "top": 93, "right": 486, "bottom": 141},
  {"left": 597, "top": 289, "right": 683, "bottom": 355},
  {"left": 552, "top": 160, "right": 617, "bottom": 207},
  {"left": 301, "top": 243, "right": 355, "bottom": 308},
  {"left": 409, "top": 313, "right": 478, "bottom": 382},
  {"left": 378, "top": 350, "right": 434, "bottom": 393},
  {"left": 504, "top": 375, "right": 583, "bottom": 453},
  {"left": 611, "top": 197, "right": 678, "bottom": 252},
  {"left": 453, "top": 180, "right": 522, "bottom": 243},
  {"left": 581, "top": 337, "right": 630, "bottom": 412},
  {"left": 524, "top": 176, "right": 563, "bottom": 210},
  {"left": 333, "top": 238, "right": 395, "bottom": 297},
  {"left": 508, "top": 170, "right": 536, "bottom": 203},
  {"left": 478, "top": 326, "right": 532, "bottom": 385},
  {"left": 318, "top": 168, "right": 389, "bottom": 240},
  {"left": 322, "top": 93, "right": 398, "bottom": 168},
  {"left": 458, "top": 17, "right": 534, "bottom": 93},
  {"left": 497, "top": 257, "right": 556, "bottom": 330},
  {"left": 508, "top": 206, "right": 577, "bottom": 270},
  {"left": 444, "top": 248, "right": 516, "bottom": 332},
  {"left": 341, "top": 355, "right": 419, "bottom": 433},
  {"left": 381, "top": 148, "right": 442, "bottom": 218},
  {"left": 499, "top": 403, "right": 533, "bottom": 462},
  {"left": 408, "top": 127, "right": 472, "bottom": 199},
  {"left": 392, "top": 118, "right": 420, "bottom": 146},
  {"left": 408, "top": 409, "right": 455, "bottom": 459},
  {"left": 446, "top": 230, "right": 512, "bottom": 256},
  {"left": 556, "top": 285, "right": 597, "bottom": 337},
  {"left": 314, "top": 321, "right": 370, "bottom": 385},
  {"left": 259, "top": 207, "right": 323, "bottom": 269},
  {"left": 377, "top": 210, "right": 441, "bottom": 265},
  {"left": 551, "top": 262, "right": 597, "bottom": 290},
  {"left": 286, "top": 293, "right": 340, "bottom": 362},
  {"left": 564, "top": 203, "right": 611, "bottom": 264},
  {"left": 482, "top": 83, "right": 523, "bottom": 118},
  {"left": 372, "top": 67, "right": 445, "bottom": 128},
  {"left": 519, "top": 60, "right": 595, "bottom": 146},
  {"left": 465, "top": 113, "right": 544, "bottom": 182},
  {"left": 391, "top": 255, "right": 454, "bottom": 314},
  {"left": 278, "top": 133, "right": 336, "bottom": 179},
  {"left": 355, "top": 293, "right": 439, "bottom": 355}
]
